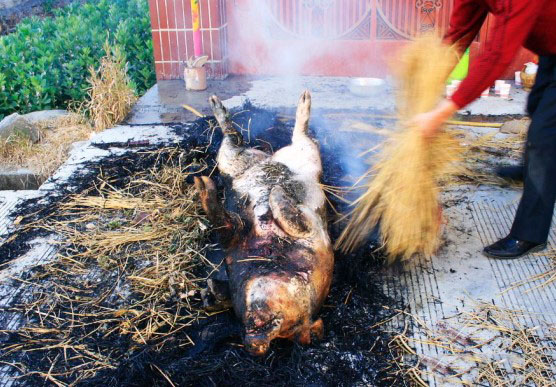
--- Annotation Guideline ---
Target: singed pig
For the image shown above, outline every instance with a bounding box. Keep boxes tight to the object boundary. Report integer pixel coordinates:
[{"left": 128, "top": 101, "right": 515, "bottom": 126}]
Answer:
[{"left": 194, "top": 91, "right": 334, "bottom": 356}]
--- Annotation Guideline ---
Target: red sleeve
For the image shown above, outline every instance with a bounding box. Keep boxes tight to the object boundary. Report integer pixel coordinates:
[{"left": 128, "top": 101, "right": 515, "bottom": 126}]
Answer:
[
  {"left": 451, "top": 0, "right": 544, "bottom": 108},
  {"left": 443, "top": 0, "right": 488, "bottom": 55}
]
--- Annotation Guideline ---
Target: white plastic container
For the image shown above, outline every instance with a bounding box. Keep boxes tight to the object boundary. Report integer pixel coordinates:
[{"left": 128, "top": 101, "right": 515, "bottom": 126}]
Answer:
[
  {"left": 494, "top": 80, "right": 506, "bottom": 95},
  {"left": 446, "top": 84, "right": 456, "bottom": 98},
  {"left": 481, "top": 88, "right": 490, "bottom": 98},
  {"left": 515, "top": 71, "right": 522, "bottom": 86},
  {"left": 500, "top": 83, "right": 511, "bottom": 99},
  {"left": 348, "top": 78, "right": 385, "bottom": 97}
]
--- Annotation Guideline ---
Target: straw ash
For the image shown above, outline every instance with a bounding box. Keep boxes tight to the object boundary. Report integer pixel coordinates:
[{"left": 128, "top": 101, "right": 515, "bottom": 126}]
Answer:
[
  {"left": 0, "top": 148, "right": 214, "bottom": 384},
  {"left": 336, "top": 36, "right": 463, "bottom": 261}
]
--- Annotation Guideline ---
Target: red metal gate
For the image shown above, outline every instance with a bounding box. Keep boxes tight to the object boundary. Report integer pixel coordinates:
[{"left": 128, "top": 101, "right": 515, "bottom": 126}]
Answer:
[
  {"left": 226, "top": 0, "right": 532, "bottom": 78},
  {"left": 148, "top": 0, "right": 534, "bottom": 80},
  {"left": 227, "top": 0, "right": 456, "bottom": 77}
]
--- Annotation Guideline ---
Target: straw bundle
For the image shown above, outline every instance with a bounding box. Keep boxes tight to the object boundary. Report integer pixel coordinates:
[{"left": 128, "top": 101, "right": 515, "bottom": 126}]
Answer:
[
  {"left": 84, "top": 41, "right": 137, "bottom": 131},
  {"left": 336, "top": 36, "right": 463, "bottom": 261}
]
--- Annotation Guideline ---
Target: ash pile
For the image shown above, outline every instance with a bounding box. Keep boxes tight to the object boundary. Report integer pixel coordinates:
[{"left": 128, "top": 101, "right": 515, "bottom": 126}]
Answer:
[{"left": 0, "top": 103, "right": 410, "bottom": 386}]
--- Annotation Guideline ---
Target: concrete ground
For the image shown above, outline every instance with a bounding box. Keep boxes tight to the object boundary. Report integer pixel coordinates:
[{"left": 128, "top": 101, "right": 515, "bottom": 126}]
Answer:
[
  {"left": 127, "top": 76, "right": 527, "bottom": 126},
  {"left": 0, "top": 76, "right": 553, "bottom": 385}
]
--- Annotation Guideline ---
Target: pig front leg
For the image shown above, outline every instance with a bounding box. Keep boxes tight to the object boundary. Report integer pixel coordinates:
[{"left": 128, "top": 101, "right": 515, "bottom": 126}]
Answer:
[
  {"left": 194, "top": 176, "right": 242, "bottom": 246},
  {"left": 297, "top": 318, "right": 324, "bottom": 345},
  {"left": 209, "top": 95, "right": 243, "bottom": 146},
  {"left": 201, "top": 278, "right": 233, "bottom": 312},
  {"left": 209, "top": 95, "right": 268, "bottom": 178}
]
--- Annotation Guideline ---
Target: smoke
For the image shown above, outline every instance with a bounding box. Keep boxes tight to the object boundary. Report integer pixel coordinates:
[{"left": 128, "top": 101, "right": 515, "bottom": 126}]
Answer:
[
  {"left": 227, "top": 1, "right": 381, "bottom": 79},
  {"left": 227, "top": 1, "right": 386, "bottom": 193}
]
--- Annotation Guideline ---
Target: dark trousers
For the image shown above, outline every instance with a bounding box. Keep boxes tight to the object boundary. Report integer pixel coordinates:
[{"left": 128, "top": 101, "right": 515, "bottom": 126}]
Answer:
[{"left": 510, "top": 56, "right": 556, "bottom": 244}]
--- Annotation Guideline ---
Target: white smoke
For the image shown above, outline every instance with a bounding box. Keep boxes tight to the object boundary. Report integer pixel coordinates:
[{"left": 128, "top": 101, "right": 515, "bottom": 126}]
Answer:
[{"left": 226, "top": 1, "right": 386, "bottom": 188}]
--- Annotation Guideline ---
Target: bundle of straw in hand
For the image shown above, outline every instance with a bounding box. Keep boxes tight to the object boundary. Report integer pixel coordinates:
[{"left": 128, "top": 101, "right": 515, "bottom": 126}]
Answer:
[{"left": 336, "top": 36, "right": 464, "bottom": 262}]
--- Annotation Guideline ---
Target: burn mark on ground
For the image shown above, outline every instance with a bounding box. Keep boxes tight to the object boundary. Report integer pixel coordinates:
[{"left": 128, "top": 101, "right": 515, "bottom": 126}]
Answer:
[{"left": 0, "top": 102, "right": 410, "bottom": 386}]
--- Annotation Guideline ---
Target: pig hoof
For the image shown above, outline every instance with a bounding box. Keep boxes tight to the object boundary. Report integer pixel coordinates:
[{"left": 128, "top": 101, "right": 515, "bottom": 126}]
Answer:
[
  {"left": 194, "top": 176, "right": 218, "bottom": 214},
  {"left": 209, "top": 95, "right": 242, "bottom": 143},
  {"left": 201, "top": 279, "right": 232, "bottom": 312},
  {"left": 209, "top": 95, "right": 225, "bottom": 115},
  {"left": 201, "top": 176, "right": 217, "bottom": 197},
  {"left": 310, "top": 318, "right": 324, "bottom": 340},
  {"left": 244, "top": 334, "right": 270, "bottom": 356},
  {"left": 295, "top": 90, "right": 311, "bottom": 133}
]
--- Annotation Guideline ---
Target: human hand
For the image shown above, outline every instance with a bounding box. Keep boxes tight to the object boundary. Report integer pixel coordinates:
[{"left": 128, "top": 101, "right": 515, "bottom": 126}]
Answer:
[{"left": 409, "top": 99, "right": 459, "bottom": 139}]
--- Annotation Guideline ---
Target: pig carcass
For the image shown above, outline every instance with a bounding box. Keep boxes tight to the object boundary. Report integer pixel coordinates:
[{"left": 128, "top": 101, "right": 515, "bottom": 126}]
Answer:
[{"left": 194, "top": 91, "right": 334, "bottom": 356}]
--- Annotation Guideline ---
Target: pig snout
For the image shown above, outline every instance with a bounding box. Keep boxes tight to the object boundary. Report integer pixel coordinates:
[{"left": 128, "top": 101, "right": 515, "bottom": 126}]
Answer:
[
  {"left": 244, "top": 334, "right": 271, "bottom": 356},
  {"left": 243, "top": 308, "right": 283, "bottom": 356}
]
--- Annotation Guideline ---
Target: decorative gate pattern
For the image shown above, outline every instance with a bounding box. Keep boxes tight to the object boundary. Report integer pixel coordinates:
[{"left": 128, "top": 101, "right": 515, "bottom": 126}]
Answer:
[
  {"left": 377, "top": 0, "right": 453, "bottom": 39},
  {"left": 148, "top": 0, "right": 533, "bottom": 79},
  {"left": 265, "top": 0, "right": 453, "bottom": 41},
  {"left": 266, "top": 0, "right": 373, "bottom": 40}
]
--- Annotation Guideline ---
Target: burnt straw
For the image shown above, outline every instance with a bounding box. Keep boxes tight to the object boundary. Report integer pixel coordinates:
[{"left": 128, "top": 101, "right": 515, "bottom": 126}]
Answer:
[{"left": 0, "top": 104, "right": 412, "bottom": 386}]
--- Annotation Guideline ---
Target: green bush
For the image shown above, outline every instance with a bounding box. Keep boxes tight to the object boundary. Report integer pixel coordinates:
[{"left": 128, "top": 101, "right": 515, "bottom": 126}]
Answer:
[{"left": 0, "top": 0, "right": 155, "bottom": 120}]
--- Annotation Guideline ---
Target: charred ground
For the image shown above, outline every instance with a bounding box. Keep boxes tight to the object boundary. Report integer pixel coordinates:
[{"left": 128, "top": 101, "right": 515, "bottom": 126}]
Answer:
[{"left": 0, "top": 103, "right": 410, "bottom": 386}]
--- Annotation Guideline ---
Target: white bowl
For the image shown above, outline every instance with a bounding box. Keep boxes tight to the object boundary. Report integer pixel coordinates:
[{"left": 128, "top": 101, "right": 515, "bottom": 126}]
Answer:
[{"left": 349, "top": 77, "right": 386, "bottom": 97}]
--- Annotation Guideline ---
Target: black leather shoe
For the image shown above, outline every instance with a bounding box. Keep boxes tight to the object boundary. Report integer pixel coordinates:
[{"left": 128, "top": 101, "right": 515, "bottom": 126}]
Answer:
[
  {"left": 483, "top": 235, "right": 546, "bottom": 259},
  {"left": 495, "top": 165, "right": 524, "bottom": 182}
]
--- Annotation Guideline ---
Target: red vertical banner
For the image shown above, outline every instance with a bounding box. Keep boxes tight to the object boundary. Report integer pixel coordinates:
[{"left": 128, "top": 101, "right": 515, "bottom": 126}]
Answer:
[
  {"left": 191, "top": 0, "right": 203, "bottom": 57},
  {"left": 148, "top": 0, "right": 228, "bottom": 79}
]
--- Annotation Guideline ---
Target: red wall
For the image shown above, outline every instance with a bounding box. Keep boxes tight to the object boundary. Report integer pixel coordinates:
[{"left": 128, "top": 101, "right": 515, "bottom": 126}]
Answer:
[
  {"left": 148, "top": 0, "right": 228, "bottom": 80},
  {"left": 148, "top": 0, "right": 535, "bottom": 80}
]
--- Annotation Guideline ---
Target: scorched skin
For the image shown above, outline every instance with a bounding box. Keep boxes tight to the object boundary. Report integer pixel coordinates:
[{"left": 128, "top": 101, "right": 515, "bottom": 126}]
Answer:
[{"left": 194, "top": 91, "right": 334, "bottom": 356}]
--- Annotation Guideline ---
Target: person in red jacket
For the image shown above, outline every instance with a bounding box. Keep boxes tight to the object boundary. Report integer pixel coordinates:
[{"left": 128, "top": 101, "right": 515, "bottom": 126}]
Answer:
[{"left": 411, "top": 0, "right": 556, "bottom": 259}]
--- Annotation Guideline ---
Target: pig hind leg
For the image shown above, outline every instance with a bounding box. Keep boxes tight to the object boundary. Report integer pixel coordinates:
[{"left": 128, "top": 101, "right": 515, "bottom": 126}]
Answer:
[
  {"left": 210, "top": 95, "right": 243, "bottom": 145},
  {"left": 209, "top": 95, "right": 268, "bottom": 178},
  {"left": 273, "top": 90, "right": 322, "bottom": 180},
  {"left": 292, "top": 90, "right": 312, "bottom": 142}
]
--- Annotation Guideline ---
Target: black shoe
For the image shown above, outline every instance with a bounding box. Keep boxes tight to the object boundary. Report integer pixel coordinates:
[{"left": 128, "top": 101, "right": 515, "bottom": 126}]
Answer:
[
  {"left": 495, "top": 165, "right": 524, "bottom": 182},
  {"left": 483, "top": 235, "right": 546, "bottom": 259}
]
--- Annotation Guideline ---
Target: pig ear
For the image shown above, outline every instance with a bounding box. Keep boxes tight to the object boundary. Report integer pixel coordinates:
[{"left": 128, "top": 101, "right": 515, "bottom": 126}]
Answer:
[
  {"left": 194, "top": 176, "right": 242, "bottom": 246},
  {"left": 269, "top": 186, "right": 313, "bottom": 239}
]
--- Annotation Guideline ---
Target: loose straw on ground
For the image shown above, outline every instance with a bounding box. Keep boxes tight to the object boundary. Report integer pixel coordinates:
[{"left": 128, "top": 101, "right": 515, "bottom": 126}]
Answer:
[
  {"left": 388, "top": 301, "right": 555, "bottom": 386},
  {"left": 0, "top": 147, "right": 213, "bottom": 383},
  {"left": 336, "top": 36, "right": 463, "bottom": 261},
  {"left": 0, "top": 42, "right": 137, "bottom": 179}
]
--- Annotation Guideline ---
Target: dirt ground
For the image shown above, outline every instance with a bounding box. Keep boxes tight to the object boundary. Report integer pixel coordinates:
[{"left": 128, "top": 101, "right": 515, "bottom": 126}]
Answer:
[{"left": 0, "top": 0, "right": 80, "bottom": 35}]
